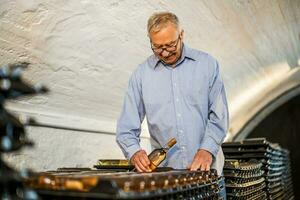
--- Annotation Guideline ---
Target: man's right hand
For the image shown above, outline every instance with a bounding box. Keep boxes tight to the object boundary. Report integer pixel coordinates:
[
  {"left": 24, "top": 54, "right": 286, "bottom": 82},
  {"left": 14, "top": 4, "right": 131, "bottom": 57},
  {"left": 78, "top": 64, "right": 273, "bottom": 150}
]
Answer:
[{"left": 130, "top": 149, "right": 151, "bottom": 172}]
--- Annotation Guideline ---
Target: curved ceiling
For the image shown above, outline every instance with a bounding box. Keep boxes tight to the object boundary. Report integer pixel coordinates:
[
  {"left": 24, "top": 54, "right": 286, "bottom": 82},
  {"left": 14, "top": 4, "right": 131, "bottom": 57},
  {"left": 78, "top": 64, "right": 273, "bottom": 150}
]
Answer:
[{"left": 0, "top": 0, "right": 300, "bottom": 140}]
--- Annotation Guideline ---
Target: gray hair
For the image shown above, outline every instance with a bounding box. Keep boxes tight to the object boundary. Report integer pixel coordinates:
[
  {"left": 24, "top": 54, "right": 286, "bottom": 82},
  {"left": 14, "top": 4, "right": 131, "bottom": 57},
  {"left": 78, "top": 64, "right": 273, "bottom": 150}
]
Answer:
[{"left": 147, "top": 12, "right": 180, "bottom": 35}]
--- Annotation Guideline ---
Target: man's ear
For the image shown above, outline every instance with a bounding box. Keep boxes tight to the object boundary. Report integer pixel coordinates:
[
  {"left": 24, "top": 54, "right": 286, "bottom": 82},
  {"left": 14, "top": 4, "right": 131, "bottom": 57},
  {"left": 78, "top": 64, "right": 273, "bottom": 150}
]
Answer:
[{"left": 180, "top": 29, "right": 185, "bottom": 40}]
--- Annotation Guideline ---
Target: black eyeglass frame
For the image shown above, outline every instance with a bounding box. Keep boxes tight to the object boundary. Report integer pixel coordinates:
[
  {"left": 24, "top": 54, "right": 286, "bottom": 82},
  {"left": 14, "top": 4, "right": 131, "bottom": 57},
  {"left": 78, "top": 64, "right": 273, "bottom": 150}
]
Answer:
[{"left": 150, "top": 33, "right": 182, "bottom": 55}]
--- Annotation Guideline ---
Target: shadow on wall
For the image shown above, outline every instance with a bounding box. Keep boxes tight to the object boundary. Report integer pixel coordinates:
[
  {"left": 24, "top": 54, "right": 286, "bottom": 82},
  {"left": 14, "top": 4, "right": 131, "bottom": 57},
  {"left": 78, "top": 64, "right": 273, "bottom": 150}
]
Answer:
[{"left": 247, "top": 94, "right": 300, "bottom": 199}]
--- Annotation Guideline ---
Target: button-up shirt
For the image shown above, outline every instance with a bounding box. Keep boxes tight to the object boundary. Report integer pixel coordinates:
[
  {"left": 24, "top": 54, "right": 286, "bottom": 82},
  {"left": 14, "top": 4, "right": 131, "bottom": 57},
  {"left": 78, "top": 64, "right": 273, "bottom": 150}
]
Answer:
[{"left": 116, "top": 44, "right": 229, "bottom": 174}]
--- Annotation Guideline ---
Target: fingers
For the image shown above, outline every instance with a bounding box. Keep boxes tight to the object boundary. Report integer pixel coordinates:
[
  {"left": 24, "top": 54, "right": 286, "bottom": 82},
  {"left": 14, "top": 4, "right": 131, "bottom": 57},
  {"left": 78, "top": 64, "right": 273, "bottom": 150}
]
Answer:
[
  {"left": 188, "top": 149, "right": 213, "bottom": 171},
  {"left": 140, "top": 153, "right": 151, "bottom": 168},
  {"left": 200, "top": 162, "right": 210, "bottom": 171},
  {"left": 134, "top": 162, "right": 143, "bottom": 172},
  {"left": 190, "top": 160, "right": 210, "bottom": 171},
  {"left": 136, "top": 158, "right": 149, "bottom": 172},
  {"left": 131, "top": 150, "right": 151, "bottom": 173},
  {"left": 189, "top": 161, "right": 211, "bottom": 171},
  {"left": 190, "top": 157, "right": 200, "bottom": 171}
]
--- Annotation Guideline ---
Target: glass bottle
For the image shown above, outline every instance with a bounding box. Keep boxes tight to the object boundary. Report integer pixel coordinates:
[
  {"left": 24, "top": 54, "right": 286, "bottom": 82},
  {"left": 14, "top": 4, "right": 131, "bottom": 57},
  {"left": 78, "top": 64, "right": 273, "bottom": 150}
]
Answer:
[{"left": 148, "top": 138, "right": 177, "bottom": 171}]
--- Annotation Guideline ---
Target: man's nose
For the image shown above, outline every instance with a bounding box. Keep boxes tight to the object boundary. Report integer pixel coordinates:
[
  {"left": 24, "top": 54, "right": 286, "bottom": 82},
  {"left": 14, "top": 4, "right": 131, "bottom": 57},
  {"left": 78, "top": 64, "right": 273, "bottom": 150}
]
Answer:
[{"left": 161, "top": 49, "right": 169, "bottom": 57}]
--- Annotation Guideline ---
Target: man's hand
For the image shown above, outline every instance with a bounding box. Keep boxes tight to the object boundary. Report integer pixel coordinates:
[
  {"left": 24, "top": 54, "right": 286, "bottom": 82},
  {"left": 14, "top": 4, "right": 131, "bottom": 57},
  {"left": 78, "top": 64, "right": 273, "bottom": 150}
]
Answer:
[
  {"left": 187, "top": 149, "right": 213, "bottom": 171},
  {"left": 130, "top": 149, "right": 151, "bottom": 172}
]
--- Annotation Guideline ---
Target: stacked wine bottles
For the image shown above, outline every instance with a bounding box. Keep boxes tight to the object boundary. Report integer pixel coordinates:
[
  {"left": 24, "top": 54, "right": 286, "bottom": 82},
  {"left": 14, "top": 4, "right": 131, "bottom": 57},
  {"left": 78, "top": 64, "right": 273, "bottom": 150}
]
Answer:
[
  {"left": 26, "top": 137, "right": 225, "bottom": 199},
  {"left": 223, "top": 159, "right": 266, "bottom": 199},
  {"left": 0, "top": 63, "right": 48, "bottom": 199},
  {"left": 26, "top": 168, "right": 224, "bottom": 199},
  {"left": 222, "top": 138, "right": 294, "bottom": 200}
]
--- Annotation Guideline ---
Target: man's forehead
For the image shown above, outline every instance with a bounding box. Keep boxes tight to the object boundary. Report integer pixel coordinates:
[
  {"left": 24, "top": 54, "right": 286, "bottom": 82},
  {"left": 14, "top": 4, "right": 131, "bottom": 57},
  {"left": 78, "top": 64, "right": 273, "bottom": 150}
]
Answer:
[{"left": 149, "top": 25, "right": 180, "bottom": 44}]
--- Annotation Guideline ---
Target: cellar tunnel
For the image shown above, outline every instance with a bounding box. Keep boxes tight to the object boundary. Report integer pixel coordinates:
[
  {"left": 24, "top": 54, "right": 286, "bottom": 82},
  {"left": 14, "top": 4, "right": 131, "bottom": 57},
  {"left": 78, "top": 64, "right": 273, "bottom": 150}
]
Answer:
[
  {"left": 0, "top": 0, "right": 300, "bottom": 199},
  {"left": 235, "top": 87, "right": 300, "bottom": 198}
]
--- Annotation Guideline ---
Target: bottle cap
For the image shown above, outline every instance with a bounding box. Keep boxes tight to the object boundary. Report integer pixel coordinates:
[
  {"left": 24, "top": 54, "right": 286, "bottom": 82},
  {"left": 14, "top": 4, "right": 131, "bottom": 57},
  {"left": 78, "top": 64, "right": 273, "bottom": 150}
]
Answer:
[{"left": 166, "top": 138, "right": 177, "bottom": 148}]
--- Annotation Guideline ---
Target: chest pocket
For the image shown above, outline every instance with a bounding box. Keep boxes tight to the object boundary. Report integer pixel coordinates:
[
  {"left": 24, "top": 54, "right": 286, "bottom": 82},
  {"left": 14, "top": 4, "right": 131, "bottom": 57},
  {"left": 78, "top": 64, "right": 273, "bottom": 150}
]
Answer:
[{"left": 182, "top": 78, "right": 207, "bottom": 106}]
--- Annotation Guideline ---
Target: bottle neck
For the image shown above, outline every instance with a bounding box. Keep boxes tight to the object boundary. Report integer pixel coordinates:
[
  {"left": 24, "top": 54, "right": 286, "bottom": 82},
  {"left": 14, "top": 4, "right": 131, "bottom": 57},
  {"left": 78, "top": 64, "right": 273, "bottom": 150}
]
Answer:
[
  {"left": 164, "top": 138, "right": 177, "bottom": 150},
  {"left": 161, "top": 148, "right": 168, "bottom": 153},
  {"left": 161, "top": 146, "right": 169, "bottom": 152}
]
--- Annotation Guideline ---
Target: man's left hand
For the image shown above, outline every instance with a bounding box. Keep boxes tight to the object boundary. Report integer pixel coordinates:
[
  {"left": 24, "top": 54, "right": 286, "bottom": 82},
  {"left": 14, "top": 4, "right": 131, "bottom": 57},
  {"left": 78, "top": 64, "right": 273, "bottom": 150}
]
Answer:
[{"left": 187, "top": 149, "right": 213, "bottom": 171}]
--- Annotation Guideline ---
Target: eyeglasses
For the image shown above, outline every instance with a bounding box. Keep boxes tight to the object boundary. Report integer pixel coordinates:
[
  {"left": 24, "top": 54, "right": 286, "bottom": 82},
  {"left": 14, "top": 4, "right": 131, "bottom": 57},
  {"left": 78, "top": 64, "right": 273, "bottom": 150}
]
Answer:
[{"left": 150, "top": 34, "right": 181, "bottom": 55}]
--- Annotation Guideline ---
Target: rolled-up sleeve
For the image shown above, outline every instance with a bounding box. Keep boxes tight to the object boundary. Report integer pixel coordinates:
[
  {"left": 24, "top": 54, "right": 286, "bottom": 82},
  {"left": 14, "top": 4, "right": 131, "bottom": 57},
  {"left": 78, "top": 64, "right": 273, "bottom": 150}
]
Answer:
[
  {"left": 200, "top": 58, "right": 229, "bottom": 158},
  {"left": 116, "top": 67, "right": 145, "bottom": 160}
]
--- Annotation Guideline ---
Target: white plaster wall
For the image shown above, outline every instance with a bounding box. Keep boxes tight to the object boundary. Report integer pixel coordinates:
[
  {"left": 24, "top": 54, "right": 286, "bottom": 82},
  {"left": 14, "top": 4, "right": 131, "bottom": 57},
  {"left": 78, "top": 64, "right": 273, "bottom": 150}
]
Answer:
[
  {"left": 3, "top": 126, "right": 151, "bottom": 171},
  {"left": 0, "top": 0, "right": 300, "bottom": 170}
]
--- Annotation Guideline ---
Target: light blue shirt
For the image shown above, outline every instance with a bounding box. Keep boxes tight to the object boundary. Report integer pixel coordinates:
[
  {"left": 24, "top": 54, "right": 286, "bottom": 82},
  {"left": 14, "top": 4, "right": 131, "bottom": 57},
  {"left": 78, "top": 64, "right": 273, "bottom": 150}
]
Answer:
[{"left": 116, "top": 44, "right": 229, "bottom": 172}]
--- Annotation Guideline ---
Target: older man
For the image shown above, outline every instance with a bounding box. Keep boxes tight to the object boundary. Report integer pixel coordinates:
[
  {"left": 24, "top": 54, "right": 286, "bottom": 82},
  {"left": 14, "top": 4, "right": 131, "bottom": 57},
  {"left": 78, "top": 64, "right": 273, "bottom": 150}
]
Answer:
[{"left": 116, "top": 12, "right": 229, "bottom": 175}]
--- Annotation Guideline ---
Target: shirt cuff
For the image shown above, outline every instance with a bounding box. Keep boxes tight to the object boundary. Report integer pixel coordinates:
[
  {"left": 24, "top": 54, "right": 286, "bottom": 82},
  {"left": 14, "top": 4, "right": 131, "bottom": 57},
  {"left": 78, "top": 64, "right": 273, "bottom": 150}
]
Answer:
[
  {"left": 199, "top": 136, "right": 220, "bottom": 158},
  {"left": 125, "top": 143, "right": 142, "bottom": 161}
]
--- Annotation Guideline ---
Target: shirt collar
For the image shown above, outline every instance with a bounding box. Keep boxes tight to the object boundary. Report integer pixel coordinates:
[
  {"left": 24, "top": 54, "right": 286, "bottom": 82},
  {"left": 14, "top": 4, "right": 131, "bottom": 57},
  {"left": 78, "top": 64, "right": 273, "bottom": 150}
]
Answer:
[{"left": 151, "top": 44, "right": 196, "bottom": 69}]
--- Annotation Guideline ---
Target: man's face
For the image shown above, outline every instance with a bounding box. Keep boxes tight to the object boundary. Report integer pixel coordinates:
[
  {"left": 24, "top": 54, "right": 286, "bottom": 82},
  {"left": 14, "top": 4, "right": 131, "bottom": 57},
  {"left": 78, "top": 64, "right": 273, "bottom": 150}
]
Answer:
[{"left": 149, "top": 23, "right": 183, "bottom": 65}]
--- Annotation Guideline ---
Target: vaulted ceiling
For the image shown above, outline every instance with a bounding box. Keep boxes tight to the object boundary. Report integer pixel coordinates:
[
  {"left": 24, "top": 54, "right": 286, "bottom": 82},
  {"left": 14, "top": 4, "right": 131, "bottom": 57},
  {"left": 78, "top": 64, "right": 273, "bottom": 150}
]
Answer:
[{"left": 1, "top": 0, "right": 300, "bottom": 140}]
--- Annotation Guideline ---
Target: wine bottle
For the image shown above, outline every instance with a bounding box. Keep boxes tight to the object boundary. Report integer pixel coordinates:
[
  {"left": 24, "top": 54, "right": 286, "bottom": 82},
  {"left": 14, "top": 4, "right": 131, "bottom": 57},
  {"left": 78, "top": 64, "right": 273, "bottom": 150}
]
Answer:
[{"left": 148, "top": 138, "right": 177, "bottom": 171}]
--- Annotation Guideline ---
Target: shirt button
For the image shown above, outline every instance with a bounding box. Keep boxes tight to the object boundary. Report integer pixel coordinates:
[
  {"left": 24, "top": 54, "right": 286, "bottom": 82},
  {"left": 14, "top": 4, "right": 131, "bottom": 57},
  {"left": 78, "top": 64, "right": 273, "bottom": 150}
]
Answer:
[
  {"left": 179, "top": 130, "right": 183, "bottom": 133},
  {"left": 174, "top": 83, "right": 177, "bottom": 87},
  {"left": 182, "top": 146, "right": 185, "bottom": 150},
  {"left": 176, "top": 98, "right": 179, "bottom": 102},
  {"left": 177, "top": 113, "right": 181, "bottom": 117}
]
